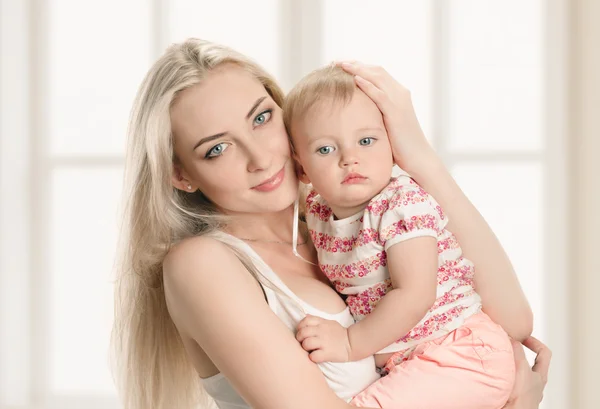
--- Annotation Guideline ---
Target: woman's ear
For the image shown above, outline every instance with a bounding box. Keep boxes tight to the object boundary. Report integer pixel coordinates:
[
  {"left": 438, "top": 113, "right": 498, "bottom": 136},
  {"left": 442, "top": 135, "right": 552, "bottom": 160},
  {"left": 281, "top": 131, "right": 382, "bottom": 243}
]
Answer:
[{"left": 171, "top": 163, "right": 196, "bottom": 192}]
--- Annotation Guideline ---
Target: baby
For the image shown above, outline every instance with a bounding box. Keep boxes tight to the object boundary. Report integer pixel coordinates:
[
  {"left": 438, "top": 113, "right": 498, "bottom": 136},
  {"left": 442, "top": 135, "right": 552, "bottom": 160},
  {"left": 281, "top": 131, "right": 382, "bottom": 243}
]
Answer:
[{"left": 284, "top": 66, "right": 516, "bottom": 408}]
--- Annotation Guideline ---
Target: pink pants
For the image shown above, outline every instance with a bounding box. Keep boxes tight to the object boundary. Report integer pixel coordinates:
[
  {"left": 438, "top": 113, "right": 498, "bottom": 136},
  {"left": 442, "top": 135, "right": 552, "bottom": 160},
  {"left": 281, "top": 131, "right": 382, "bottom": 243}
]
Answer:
[{"left": 351, "top": 312, "right": 515, "bottom": 409}]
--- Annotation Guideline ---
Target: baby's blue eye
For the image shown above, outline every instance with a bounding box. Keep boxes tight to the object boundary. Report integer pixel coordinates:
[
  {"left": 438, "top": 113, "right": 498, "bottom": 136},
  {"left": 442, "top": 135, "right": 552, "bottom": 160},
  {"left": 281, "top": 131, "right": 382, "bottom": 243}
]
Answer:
[
  {"left": 359, "top": 137, "right": 375, "bottom": 146},
  {"left": 318, "top": 146, "right": 335, "bottom": 155},
  {"left": 253, "top": 110, "right": 272, "bottom": 126},
  {"left": 205, "top": 143, "right": 229, "bottom": 158}
]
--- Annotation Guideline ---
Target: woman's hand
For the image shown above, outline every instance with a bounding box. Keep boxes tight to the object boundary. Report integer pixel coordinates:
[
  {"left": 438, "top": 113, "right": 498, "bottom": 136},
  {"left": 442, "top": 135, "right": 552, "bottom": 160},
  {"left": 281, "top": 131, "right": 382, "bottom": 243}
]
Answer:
[
  {"left": 503, "top": 337, "right": 551, "bottom": 409},
  {"left": 337, "top": 61, "right": 437, "bottom": 173}
]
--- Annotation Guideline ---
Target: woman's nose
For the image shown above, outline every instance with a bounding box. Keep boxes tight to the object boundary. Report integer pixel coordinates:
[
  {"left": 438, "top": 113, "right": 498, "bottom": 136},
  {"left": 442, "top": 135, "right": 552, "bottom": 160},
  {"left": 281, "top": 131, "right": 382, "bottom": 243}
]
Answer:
[{"left": 246, "top": 141, "right": 273, "bottom": 173}]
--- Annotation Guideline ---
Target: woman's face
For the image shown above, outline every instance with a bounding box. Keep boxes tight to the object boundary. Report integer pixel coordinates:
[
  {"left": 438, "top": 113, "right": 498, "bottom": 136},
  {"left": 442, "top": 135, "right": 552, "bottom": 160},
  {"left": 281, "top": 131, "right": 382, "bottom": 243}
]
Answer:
[{"left": 170, "top": 64, "right": 298, "bottom": 215}]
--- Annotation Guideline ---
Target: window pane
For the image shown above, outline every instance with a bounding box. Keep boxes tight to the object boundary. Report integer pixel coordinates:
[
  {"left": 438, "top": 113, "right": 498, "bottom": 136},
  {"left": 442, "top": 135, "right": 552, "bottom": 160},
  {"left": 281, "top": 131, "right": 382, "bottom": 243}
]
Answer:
[
  {"left": 49, "top": 167, "right": 122, "bottom": 394},
  {"left": 451, "top": 162, "right": 544, "bottom": 338},
  {"left": 322, "top": 1, "right": 435, "bottom": 140},
  {"left": 447, "top": 0, "right": 544, "bottom": 152},
  {"left": 48, "top": 0, "right": 152, "bottom": 156},
  {"left": 167, "top": 0, "right": 281, "bottom": 81}
]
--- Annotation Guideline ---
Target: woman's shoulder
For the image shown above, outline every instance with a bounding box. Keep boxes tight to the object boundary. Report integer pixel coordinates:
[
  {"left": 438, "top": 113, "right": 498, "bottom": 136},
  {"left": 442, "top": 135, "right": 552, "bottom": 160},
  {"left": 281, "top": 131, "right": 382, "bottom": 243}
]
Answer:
[
  {"left": 163, "top": 234, "right": 265, "bottom": 324},
  {"left": 166, "top": 235, "right": 233, "bottom": 268},
  {"left": 163, "top": 235, "right": 249, "bottom": 290}
]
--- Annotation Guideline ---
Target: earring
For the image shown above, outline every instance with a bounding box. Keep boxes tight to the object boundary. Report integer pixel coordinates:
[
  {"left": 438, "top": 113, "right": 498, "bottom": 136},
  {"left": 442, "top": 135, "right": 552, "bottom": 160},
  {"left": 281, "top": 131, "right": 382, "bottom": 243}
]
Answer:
[{"left": 187, "top": 184, "right": 193, "bottom": 191}]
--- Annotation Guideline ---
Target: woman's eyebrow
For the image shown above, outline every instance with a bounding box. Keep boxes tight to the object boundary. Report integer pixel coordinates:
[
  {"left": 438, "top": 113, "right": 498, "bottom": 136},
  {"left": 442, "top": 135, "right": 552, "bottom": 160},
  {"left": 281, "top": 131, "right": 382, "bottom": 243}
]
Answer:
[
  {"left": 245, "top": 96, "right": 267, "bottom": 119},
  {"left": 192, "top": 96, "right": 269, "bottom": 151},
  {"left": 193, "top": 132, "right": 226, "bottom": 151}
]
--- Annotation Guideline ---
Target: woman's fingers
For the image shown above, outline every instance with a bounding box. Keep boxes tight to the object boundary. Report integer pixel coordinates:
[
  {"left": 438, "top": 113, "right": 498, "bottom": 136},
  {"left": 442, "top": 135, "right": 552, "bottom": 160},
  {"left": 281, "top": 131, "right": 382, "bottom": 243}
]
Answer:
[
  {"left": 510, "top": 339, "right": 527, "bottom": 368},
  {"left": 354, "top": 75, "right": 387, "bottom": 106},
  {"left": 523, "top": 336, "right": 552, "bottom": 384},
  {"left": 522, "top": 336, "right": 547, "bottom": 354},
  {"left": 504, "top": 339, "right": 546, "bottom": 408},
  {"left": 338, "top": 61, "right": 391, "bottom": 90},
  {"left": 331, "top": 59, "right": 360, "bottom": 67}
]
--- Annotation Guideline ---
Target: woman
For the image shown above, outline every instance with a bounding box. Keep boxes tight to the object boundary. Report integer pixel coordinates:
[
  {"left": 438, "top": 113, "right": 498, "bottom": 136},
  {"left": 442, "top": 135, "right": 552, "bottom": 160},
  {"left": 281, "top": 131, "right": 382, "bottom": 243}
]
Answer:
[{"left": 112, "top": 38, "right": 550, "bottom": 409}]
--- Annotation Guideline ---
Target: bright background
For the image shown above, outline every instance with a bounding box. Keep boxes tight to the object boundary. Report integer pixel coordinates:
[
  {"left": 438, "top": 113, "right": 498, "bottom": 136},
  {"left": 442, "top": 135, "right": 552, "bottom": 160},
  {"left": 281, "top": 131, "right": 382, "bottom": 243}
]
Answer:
[{"left": 1, "top": 1, "right": 598, "bottom": 408}]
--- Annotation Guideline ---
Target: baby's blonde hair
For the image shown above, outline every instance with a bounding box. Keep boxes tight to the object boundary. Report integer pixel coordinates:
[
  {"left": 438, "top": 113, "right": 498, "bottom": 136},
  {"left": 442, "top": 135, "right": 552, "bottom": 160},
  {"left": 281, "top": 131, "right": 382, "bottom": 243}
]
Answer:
[{"left": 283, "top": 65, "right": 356, "bottom": 147}]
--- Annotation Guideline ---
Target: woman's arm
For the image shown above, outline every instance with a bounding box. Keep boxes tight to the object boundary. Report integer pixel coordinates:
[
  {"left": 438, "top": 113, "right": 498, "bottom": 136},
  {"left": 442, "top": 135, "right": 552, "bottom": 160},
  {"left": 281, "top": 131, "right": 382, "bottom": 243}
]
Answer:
[
  {"left": 403, "top": 160, "right": 534, "bottom": 341},
  {"left": 338, "top": 62, "right": 533, "bottom": 341},
  {"left": 163, "top": 236, "right": 374, "bottom": 409}
]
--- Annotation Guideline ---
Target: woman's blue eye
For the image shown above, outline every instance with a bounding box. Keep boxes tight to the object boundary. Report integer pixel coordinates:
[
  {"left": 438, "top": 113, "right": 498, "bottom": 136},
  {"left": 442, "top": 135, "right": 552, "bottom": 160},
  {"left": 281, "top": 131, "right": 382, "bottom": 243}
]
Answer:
[
  {"left": 205, "top": 143, "right": 229, "bottom": 159},
  {"left": 253, "top": 110, "right": 272, "bottom": 126},
  {"left": 318, "top": 146, "right": 335, "bottom": 155},
  {"left": 359, "top": 137, "right": 375, "bottom": 146}
]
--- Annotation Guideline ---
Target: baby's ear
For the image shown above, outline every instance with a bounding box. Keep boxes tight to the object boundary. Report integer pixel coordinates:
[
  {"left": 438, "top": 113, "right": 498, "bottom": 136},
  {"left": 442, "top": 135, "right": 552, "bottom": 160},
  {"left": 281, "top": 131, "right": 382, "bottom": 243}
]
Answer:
[{"left": 293, "top": 156, "right": 311, "bottom": 184}]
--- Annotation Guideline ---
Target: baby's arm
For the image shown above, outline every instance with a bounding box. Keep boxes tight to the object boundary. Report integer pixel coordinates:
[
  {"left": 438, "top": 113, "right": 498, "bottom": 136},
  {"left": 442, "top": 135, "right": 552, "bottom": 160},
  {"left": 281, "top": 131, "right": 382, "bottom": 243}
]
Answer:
[
  {"left": 295, "top": 237, "right": 438, "bottom": 363},
  {"left": 346, "top": 237, "right": 438, "bottom": 361},
  {"left": 163, "top": 237, "right": 377, "bottom": 409}
]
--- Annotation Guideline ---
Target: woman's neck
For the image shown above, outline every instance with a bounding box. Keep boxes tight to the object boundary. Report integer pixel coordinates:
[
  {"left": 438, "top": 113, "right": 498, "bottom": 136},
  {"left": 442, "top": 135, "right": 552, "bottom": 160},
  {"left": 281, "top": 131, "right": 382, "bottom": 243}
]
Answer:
[{"left": 223, "top": 205, "right": 299, "bottom": 243}]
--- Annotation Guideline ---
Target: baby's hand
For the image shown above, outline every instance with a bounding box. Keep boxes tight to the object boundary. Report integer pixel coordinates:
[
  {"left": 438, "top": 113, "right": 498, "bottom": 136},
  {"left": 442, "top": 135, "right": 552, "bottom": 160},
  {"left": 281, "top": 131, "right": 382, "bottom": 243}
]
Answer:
[{"left": 296, "top": 315, "right": 352, "bottom": 363}]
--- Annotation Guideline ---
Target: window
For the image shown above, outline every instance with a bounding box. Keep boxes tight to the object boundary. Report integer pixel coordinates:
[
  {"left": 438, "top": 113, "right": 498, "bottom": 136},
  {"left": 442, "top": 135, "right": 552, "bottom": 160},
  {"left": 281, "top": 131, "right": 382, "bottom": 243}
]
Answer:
[{"left": 0, "top": 1, "right": 568, "bottom": 408}]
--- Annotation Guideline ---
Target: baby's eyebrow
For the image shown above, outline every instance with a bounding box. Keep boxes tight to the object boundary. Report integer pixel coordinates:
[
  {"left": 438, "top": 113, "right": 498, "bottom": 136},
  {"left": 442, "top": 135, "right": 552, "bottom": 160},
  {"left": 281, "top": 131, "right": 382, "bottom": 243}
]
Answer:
[
  {"left": 356, "top": 126, "right": 385, "bottom": 133},
  {"left": 304, "top": 126, "right": 385, "bottom": 148},
  {"left": 306, "top": 134, "right": 335, "bottom": 146}
]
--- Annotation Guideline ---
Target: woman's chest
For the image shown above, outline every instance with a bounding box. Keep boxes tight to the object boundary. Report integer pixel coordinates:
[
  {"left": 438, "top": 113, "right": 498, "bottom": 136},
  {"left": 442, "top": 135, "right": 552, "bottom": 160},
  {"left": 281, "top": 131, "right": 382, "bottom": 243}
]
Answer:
[{"left": 255, "top": 246, "right": 347, "bottom": 315}]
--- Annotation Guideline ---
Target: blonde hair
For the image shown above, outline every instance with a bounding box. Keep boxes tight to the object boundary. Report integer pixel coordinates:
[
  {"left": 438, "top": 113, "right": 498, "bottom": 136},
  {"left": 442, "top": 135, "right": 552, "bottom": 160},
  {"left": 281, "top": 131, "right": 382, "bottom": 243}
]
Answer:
[
  {"left": 283, "top": 65, "right": 356, "bottom": 147},
  {"left": 111, "top": 38, "right": 285, "bottom": 409}
]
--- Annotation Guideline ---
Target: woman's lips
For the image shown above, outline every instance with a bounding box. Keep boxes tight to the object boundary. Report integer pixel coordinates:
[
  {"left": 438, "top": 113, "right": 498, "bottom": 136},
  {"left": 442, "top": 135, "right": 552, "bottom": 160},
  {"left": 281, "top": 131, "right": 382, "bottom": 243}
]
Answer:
[{"left": 252, "top": 166, "right": 285, "bottom": 192}]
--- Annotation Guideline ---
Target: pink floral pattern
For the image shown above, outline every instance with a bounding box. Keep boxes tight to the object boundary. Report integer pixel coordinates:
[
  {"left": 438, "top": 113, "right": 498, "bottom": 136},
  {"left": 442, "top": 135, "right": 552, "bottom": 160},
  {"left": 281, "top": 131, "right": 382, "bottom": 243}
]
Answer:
[
  {"left": 320, "top": 251, "right": 387, "bottom": 282},
  {"left": 366, "top": 180, "right": 430, "bottom": 217},
  {"left": 306, "top": 190, "right": 333, "bottom": 221},
  {"left": 346, "top": 279, "right": 394, "bottom": 319},
  {"left": 379, "top": 214, "right": 439, "bottom": 243},
  {"left": 397, "top": 305, "right": 468, "bottom": 344},
  {"left": 437, "top": 258, "right": 475, "bottom": 285},
  {"left": 310, "top": 228, "right": 381, "bottom": 253},
  {"left": 437, "top": 234, "right": 460, "bottom": 254}
]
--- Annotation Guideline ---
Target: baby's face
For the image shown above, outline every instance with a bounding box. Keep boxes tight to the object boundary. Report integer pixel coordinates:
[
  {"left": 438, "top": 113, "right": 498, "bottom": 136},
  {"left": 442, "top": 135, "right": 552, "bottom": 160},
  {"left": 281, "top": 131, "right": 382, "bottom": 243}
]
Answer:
[{"left": 292, "top": 89, "right": 394, "bottom": 219}]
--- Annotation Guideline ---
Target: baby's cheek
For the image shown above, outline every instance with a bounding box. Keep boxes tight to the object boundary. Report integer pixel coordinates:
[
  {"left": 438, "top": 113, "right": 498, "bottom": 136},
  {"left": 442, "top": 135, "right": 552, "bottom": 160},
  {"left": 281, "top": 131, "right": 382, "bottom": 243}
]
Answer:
[{"left": 307, "top": 160, "right": 332, "bottom": 179}]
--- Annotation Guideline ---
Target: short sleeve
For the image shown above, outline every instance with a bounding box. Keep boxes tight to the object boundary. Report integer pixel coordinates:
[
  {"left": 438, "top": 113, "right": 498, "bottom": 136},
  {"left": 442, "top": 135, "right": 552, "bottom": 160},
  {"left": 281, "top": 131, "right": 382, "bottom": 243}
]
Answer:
[
  {"left": 304, "top": 187, "right": 333, "bottom": 230},
  {"left": 376, "top": 182, "right": 443, "bottom": 251}
]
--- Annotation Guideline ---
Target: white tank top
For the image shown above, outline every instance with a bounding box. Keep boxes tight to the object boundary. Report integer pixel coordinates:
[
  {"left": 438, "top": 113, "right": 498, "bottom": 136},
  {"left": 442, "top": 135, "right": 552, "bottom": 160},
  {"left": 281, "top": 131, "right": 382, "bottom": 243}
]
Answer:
[{"left": 200, "top": 233, "right": 380, "bottom": 408}]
